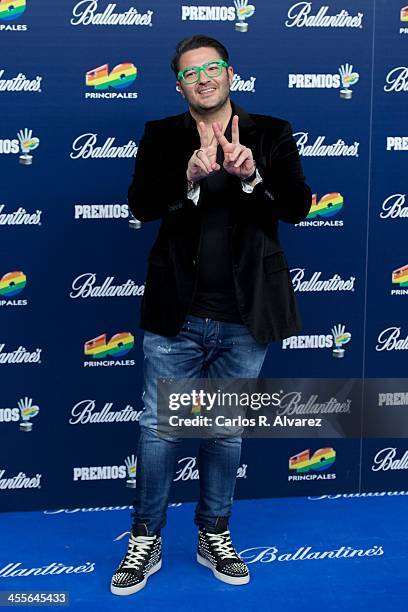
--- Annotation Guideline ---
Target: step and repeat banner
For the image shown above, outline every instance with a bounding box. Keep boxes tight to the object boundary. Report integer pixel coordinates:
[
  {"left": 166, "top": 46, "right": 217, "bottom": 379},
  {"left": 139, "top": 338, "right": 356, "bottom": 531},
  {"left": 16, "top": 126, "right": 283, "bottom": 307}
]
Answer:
[{"left": 0, "top": 0, "right": 407, "bottom": 511}]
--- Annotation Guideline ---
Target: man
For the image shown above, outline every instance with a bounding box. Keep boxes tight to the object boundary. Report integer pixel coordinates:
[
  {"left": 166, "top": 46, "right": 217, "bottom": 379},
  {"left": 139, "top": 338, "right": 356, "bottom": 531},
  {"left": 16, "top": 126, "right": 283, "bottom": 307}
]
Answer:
[{"left": 111, "top": 34, "right": 312, "bottom": 595}]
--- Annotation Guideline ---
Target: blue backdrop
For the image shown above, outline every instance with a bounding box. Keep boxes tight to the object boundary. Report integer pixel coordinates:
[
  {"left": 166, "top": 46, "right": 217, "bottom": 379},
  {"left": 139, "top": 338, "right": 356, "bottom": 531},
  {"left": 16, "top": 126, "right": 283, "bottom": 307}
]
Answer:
[{"left": 1, "top": 0, "right": 407, "bottom": 511}]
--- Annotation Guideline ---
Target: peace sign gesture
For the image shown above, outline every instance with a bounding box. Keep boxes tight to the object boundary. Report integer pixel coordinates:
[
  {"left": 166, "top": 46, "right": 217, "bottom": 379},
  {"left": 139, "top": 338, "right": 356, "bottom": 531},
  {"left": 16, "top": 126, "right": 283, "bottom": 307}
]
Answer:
[
  {"left": 186, "top": 121, "right": 220, "bottom": 183},
  {"left": 212, "top": 115, "right": 255, "bottom": 180}
]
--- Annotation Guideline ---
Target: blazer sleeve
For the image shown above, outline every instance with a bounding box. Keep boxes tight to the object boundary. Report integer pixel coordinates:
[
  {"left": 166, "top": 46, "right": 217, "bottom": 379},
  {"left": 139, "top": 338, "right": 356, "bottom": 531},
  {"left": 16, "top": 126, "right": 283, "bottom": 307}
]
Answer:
[
  {"left": 127, "top": 121, "right": 190, "bottom": 222},
  {"left": 252, "top": 120, "right": 312, "bottom": 225}
]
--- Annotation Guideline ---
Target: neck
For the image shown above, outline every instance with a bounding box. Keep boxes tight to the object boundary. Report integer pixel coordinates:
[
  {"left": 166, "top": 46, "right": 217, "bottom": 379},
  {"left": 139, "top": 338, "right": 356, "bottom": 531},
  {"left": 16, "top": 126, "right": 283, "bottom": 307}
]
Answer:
[{"left": 189, "top": 99, "right": 233, "bottom": 131}]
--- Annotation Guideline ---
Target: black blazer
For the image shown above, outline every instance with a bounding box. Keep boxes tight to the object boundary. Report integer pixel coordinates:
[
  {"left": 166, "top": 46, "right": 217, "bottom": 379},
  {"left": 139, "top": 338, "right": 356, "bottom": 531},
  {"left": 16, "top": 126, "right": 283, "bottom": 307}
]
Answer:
[{"left": 128, "top": 103, "right": 312, "bottom": 344}]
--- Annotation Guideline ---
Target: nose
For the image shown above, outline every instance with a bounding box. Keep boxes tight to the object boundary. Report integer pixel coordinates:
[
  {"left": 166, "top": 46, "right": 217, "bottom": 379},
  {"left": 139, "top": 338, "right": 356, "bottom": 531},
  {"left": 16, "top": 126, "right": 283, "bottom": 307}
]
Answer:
[{"left": 197, "top": 69, "right": 210, "bottom": 84}]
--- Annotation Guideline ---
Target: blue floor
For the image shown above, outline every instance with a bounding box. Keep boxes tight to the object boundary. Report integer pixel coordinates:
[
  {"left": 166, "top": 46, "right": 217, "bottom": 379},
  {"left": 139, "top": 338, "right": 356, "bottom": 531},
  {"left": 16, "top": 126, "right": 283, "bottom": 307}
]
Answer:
[{"left": 1, "top": 494, "right": 407, "bottom": 611}]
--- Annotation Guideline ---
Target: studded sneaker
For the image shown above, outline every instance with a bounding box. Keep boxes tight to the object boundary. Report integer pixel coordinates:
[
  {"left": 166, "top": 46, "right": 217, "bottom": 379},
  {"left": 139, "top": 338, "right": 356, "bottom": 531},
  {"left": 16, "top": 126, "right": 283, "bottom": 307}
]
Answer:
[
  {"left": 110, "top": 523, "right": 162, "bottom": 595},
  {"left": 197, "top": 517, "right": 250, "bottom": 585}
]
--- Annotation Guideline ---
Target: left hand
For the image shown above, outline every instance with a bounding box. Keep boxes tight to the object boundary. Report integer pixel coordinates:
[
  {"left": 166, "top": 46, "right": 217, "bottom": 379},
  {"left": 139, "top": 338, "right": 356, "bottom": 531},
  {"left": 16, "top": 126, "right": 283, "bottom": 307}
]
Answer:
[{"left": 212, "top": 115, "right": 256, "bottom": 179}]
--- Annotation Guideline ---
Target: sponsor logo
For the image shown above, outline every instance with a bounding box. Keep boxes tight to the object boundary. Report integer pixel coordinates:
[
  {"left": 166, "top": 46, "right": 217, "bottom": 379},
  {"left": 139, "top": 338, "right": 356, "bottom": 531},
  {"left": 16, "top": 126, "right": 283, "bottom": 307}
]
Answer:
[
  {"left": 44, "top": 503, "right": 182, "bottom": 514},
  {"left": 386, "top": 136, "right": 408, "bottom": 151},
  {"left": 285, "top": 3, "right": 363, "bottom": 28},
  {"left": 296, "top": 192, "right": 344, "bottom": 228},
  {"left": 376, "top": 327, "right": 408, "bottom": 351},
  {"left": 0, "top": 561, "right": 95, "bottom": 577},
  {"left": 384, "top": 66, "right": 408, "bottom": 93},
  {"left": 0, "top": 344, "right": 41, "bottom": 365},
  {"left": 181, "top": 0, "right": 255, "bottom": 28},
  {"left": 0, "top": 271, "right": 27, "bottom": 306},
  {"left": 288, "top": 63, "right": 359, "bottom": 93},
  {"left": 230, "top": 73, "right": 256, "bottom": 93},
  {"left": 0, "top": 69, "right": 42, "bottom": 93},
  {"left": 0, "top": 128, "right": 40, "bottom": 156},
  {"left": 288, "top": 447, "right": 336, "bottom": 481},
  {"left": 71, "top": 1, "right": 153, "bottom": 26},
  {"left": 74, "top": 203, "right": 129, "bottom": 219},
  {"left": 85, "top": 62, "right": 138, "bottom": 99},
  {"left": 295, "top": 132, "right": 360, "bottom": 157},
  {"left": 173, "top": 456, "right": 247, "bottom": 481},
  {"left": 282, "top": 324, "right": 351, "bottom": 350},
  {"left": 0, "top": 0, "right": 28, "bottom": 31},
  {"left": 391, "top": 264, "right": 408, "bottom": 295},
  {"left": 291, "top": 269, "right": 355, "bottom": 292},
  {"left": 309, "top": 491, "right": 408, "bottom": 499},
  {"left": 372, "top": 447, "right": 408, "bottom": 471},
  {"left": 70, "top": 274, "right": 144, "bottom": 298},
  {"left": 0, "top": 204, "right": 42, "bottom": 225},
  {"left": 69, "top": 400, "right": 143, "bottom": 425},
  {"left": 70, "top": 134, "right": 138, "bottom": 159},
  {"left": 400, "top": 6, "right": 408, "bottom": 34},
  {"left": 238, "top": 544, "right": 383, "bottom": 563},
  {"left": 378, "top": 392, "right": 408, "bottom": 407},
  {"left": 276, "top": 392, "right": 351, "bottom": 416},
  {"left": 83, "top": 332, "right": 135, "bottom": 367},
  {"left": 380, "top": 193, "right": 408, "bottom": 218},
  {"left": 73, "top": 455, "right": 137, "bottom": 482},
  {"left": 0, "top": 468, "right": 41, "bottom": 490}
]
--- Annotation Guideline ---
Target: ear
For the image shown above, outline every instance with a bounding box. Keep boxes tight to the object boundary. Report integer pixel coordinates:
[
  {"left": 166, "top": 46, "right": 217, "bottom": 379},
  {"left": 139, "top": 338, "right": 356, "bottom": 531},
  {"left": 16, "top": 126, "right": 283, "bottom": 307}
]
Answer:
[
  {"left": 176, "top": 81, "right": 185, "bottom": 97},
  {"left": 227, "top": 66, "right": 234, "bottom": 85}
]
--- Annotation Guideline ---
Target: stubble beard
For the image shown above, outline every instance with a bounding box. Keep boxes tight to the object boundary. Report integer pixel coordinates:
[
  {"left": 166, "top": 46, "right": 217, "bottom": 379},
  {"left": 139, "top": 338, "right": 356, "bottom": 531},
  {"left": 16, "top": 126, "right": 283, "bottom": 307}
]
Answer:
[{"left": 186, "top": 83, "right": 231, "bottom": 117}]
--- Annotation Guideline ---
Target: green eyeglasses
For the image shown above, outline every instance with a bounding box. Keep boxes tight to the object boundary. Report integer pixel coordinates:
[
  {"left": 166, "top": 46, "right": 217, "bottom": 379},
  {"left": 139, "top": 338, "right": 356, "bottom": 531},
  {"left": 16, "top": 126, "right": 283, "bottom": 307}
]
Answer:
[{"left": 177, "top": 60, "right": 229, "bottom": 85}]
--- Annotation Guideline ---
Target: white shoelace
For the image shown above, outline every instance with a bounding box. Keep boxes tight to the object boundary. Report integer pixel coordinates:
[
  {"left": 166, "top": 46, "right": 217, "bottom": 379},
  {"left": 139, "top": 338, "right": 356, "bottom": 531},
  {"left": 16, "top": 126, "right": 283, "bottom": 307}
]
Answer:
[
  {"left": 114, "top": 531, "right": 157, "bottom": 570},
  {"left": 207, "top": 530, "right": 237, "bottom": 560}
]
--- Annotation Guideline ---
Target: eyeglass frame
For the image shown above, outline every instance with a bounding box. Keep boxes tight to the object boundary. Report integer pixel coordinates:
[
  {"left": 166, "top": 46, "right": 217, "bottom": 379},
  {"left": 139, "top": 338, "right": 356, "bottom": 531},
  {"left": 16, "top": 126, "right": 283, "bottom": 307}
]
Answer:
[{"left": 177, "top": 60, "right": 229, "bottom": 85}]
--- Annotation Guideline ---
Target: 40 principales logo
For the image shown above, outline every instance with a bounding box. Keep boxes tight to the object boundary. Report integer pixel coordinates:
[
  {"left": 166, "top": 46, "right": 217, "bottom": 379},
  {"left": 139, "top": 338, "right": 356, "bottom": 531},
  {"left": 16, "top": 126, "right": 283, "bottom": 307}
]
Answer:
[
  {"left": 83, "top": 332, "right": 135, "bottom": 367},
  {"left": 0, "top": 0, "right": 28, "bottom": 31},
  {"left": 288, "top": 447, "right": 336, "bottom": 481},
  {"left": 73, "top": 455, "right": 137, "bottom": 488},
  {"left": 85, "top": 62, "right": 138, "bottom": 99},
  {"left": 296, "top": 192, "right": 344, "bottom": 228},
  {"left": 0, "top": 271, "right": 27, "bottom": 306},
  {"left": 181, "top": 0, "right": 255, "bottom": 32}
]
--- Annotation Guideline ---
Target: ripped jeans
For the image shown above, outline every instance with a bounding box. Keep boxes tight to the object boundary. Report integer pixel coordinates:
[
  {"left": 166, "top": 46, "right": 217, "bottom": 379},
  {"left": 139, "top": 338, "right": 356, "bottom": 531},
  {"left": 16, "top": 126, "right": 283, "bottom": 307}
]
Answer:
[{"left": 131, "top": 315, "right": 269, "bottom": 534}]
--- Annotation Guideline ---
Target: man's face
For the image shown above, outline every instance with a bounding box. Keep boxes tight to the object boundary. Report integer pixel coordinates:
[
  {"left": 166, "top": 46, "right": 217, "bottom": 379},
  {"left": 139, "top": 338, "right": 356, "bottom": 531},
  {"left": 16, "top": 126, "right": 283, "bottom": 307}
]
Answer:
[{"left": 177, "top": 46, "right": 233, "bottom": 114}]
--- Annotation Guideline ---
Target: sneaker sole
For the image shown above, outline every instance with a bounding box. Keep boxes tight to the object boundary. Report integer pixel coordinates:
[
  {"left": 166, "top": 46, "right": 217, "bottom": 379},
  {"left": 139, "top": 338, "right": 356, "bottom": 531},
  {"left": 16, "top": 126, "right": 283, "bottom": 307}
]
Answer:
[
  {"left": 196, "top": 553, "right": 250, "bottom": 585},
  {"left": 110, "top": 559, "right": 162, "bottom": 596}
]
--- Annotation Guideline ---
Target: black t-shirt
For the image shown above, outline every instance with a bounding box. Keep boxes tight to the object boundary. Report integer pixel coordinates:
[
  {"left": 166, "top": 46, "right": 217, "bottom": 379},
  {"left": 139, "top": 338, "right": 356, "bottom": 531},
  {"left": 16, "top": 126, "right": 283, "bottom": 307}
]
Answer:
[{"left": 189, "top": 118, "right": 243, "bottom": 324}]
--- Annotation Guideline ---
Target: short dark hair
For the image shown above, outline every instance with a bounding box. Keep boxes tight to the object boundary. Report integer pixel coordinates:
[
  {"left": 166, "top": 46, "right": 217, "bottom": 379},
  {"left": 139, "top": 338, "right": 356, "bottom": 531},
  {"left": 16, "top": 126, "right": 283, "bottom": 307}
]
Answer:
[{"left": 171, "top": 34, "right": 229, "bottom": 77}]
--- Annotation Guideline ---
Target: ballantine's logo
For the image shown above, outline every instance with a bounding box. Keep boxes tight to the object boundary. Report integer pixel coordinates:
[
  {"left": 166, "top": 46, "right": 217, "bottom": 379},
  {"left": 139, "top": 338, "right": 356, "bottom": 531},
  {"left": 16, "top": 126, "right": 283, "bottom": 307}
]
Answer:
[
  {"left": 45, "top": 503, "right": 182, "bottom": 514},
  {"left": 288, "top": 447, "right": 336, "bottom": 481},
  {"left": 0, "top": 344, "right": 41, "bottom": 365},
  {"left": 0, "top": 271, "right": 27, "bottom": 306},
  {"left": 309, "top": 491, "right": 408, "bottom": 500},
  {"left": 0, "top": 0, "right": 28, "bottom": 31},
  {"left": 73, "top": 455, "right": 137, "bottom": 481},
  {"left": 0, "top": 204, "right": 42, "bottom": 225},
  {"left": 290, "top": 269, "right": 355, "bottom": 292},
  {"left": 74, "top": 203, "right": 129, "bottom": 219},
  {"left": 372, "top": 447, "right": 408, "bottom": 471},
  {"left": 230, "top": 73, "right": 256, "bottom": 93},
  {"left": 70, "top": 134, "right": 138, "bottom": 159},
  {"left": 296, "top": 192, "right": 344, "bottom": 228},
  {"left": 380, "top": 194, "right": 408, "bottom": 218},
  {"left": 288, "top": 63, "right": 359, "bottom": 92},
  {"left": 376, "top": 327, "right": 408, "bottom": 351},
  {"left": 384, "top": 66, "right": 408, "bottom": 92},
  {"left": 282, "top": 324, "right": 351, "bottom": 350},
  {"left": 70, "top": 274, "right": 144, "bottom": 298},
  {"left": 401, "top": 6, "right": 408, "bottom": 34},
  {"left": 285, "top": 3, "right": 363, "bottom": 28},
  {"left": 0, "top": 69, "right": 42, "bottom": 93},
  {"left": 71, "top": 1, "right": 153, "bottom": 26},
  {"left": 238, "top": 544, "right": 384, "bottom": 563},
  {"left": 174, "top": 456, "right": 247, "bottom": 481},
  {"left": 0, "top": 129, "right": 40, "bottom": 156},
  {"left": 294, "top": 132, "right": 360, "bottom": 157},
  {"left": 69, "top": 400, "right": 143, "bottom": 425},
  {"left": 276, "top": 393, "right": 351, "bottom": 416},
  {"left": 391, "top": 264, "right": 408, "bottom": 295},
  {"left": 181, "top": 0, "right": 255, "bottom": 29},
  {"left": 0, "top": 468, "right": 41, "bottom": 490},
  {"left": 85, "top": 63, "right": 138, "bottom": 99},
  {"left": 386, "top": 136, "right": 408, "bottom": 150},
  {"left": 83, "top": 332, "right": 135, "bottom": 367},
  {"left": 0, "top": 562, "right": 95, "bottom": 577}
]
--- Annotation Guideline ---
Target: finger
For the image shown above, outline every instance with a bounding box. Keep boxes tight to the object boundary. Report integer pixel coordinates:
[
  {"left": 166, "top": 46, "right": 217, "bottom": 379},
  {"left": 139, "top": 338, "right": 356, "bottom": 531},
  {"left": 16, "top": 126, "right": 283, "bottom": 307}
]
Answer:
[
  {"left": 192, "top": 157, "right": 210, "bottom": 176},
  {"left": 231, "top": 115, "right": 240, "bottom": 145},
  {"left": 234, "top": 149, "right": 253, "bottom": 169},
  {"left": 212, "top": 122, "right": 230, "bottom": 150},
  {"left": 195, "top": 150, "right": 213, "bottom": 173},
  {"left": 197, "top": 121, "right": 209, "bottom": 148},
  {"left": 227, "top": 144, "right": 244, "bottom": 164}
]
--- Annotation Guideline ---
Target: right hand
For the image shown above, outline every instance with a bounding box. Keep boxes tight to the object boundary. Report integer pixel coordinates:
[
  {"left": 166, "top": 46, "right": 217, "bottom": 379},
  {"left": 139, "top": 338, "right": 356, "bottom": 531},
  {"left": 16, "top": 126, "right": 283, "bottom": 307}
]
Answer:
[{"left": 186, "top": 121, "right": 221, "bottom": 183}]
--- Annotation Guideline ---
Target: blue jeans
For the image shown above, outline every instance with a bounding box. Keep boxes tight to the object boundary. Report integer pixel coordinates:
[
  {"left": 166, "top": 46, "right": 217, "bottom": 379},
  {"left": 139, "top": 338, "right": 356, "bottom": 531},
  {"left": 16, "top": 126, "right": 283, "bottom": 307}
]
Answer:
[{"left": 132, "top": 315, "right": 269, "bottom": 534}]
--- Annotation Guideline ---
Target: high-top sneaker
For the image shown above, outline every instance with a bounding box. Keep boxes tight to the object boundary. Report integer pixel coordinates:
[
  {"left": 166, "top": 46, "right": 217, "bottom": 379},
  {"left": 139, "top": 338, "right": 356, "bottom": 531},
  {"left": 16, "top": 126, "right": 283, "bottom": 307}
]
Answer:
[
  {"left": 110, "top": 523, "right": 162, "bottom": 595},
  {"left": 197, "top": 517, "right": 250, "bottom": 585}
]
